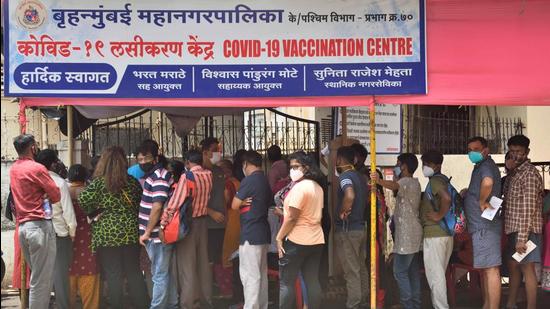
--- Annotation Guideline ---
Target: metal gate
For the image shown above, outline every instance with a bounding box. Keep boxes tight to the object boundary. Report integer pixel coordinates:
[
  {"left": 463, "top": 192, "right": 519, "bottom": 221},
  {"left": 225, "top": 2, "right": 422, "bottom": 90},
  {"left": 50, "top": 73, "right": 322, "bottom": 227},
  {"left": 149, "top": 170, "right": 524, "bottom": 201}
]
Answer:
[{"left": 80, "top": 108, "right": 320, "bottom": 161}]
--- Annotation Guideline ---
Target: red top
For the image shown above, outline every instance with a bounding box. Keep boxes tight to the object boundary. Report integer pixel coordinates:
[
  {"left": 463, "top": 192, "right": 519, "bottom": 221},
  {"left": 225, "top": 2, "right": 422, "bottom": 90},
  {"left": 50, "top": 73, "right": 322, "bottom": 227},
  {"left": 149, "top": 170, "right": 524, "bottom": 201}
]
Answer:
[
  {"left": 69, "top": 184, "right": 99, "bottom": 276},
  {"left": 9, "top": 157, "right": 61, "bottom": 223}
]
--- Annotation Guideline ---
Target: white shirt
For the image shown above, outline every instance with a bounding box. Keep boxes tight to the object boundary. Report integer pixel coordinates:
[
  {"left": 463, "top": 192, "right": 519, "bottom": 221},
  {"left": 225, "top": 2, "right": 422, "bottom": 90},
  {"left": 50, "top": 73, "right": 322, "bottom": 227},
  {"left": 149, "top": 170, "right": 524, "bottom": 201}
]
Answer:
[{"left": 49, "top": 171, "right": 77, "bottom": 238}]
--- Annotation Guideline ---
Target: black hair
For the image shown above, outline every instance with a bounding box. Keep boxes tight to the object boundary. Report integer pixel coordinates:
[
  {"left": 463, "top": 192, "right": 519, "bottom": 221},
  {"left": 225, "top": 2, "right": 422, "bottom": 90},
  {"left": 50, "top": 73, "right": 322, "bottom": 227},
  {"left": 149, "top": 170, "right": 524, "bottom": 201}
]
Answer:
[
  {"left": 350, "top": 143, "right": 369, "bottom": 160},
  {"left": 137, "top": 139, "right": 168, "bottom": 167},
  {"left": 137, "top": 141, "right": 159, "bottom": 158},
  {"left": 504, "top": 151, "right": 512, "bottom": 160},
  {"left": 242, "top": 150, "right": 263, "bottom": 167},
  {"left": 169, "top": 160, "right": 186, "bottom": 183},
  {"left": 233, "top": 149, "right": 247, "bottom": 162},
  {"left": 267, "top": 145, "right": 282, "bottom": 162},
  {"left": 36, "top": 149, "right": 59, "bottom": 170},
  {"left": 13, "top": 134, "right": 36, "bottom": 155},
  {"left": 397, "top": 153, "right": 419, "bottom": 174},
  {"left": 68, "top": 164, "right": 89, "bottom": 183},
  {"left": 336, "top": 146, "right": 355, "bottom": 164},
  {"left": 288, "top": 151, "right": 325, "bottom": 186},
  {"left": 421, "top": 150, "right": 444, "bottom": 165},
  {"left": 467, "top": 136, "right": 488, "bottom": 148},
  {"left": 233, "top": 149, "right": 247, "bottom": 181},
  {"left": 200, "top": 137, "right": 220, "bottom": 152},
  {"left": 185, "top": 149, "right": 203, "bottom": 165},
  {"left": 507, "top": 134, "right": 530, "bottom": 149}
]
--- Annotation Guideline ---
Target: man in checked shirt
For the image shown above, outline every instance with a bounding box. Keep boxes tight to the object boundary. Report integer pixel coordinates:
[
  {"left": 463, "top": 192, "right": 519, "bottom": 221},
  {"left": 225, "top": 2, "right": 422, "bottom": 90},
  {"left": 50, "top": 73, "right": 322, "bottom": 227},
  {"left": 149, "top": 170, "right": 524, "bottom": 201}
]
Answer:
[{"left": 503, "top": 135, "right": 544, "bottom": 309}]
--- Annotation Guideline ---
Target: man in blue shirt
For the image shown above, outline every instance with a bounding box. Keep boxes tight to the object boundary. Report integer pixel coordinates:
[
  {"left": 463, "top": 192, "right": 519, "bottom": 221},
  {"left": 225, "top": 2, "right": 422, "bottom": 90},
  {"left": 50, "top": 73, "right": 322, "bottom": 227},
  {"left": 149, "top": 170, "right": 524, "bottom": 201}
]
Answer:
[
  {"left": 464, "top": 136, "right": 502, "bottom": 309},
  {"left": 137, "top": 142, "right": 177, "bottom": 309},
  {"left": 334, "top": 146, "right": 368, "bottom": 309},
  {"left": 232, "top": 151, "right": 272, "bottom": 309}
]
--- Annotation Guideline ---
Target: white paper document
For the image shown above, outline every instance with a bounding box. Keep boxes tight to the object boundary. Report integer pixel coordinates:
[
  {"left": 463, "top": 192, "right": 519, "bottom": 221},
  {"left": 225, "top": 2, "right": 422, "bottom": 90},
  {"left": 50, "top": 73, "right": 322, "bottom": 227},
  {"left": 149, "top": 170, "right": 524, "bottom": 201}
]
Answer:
[
  {"left": 512, "top": 240, "right": 537, "bottom": 263},
  {"left": 481, "top": 196, "right": 503, "bottom": 220}
]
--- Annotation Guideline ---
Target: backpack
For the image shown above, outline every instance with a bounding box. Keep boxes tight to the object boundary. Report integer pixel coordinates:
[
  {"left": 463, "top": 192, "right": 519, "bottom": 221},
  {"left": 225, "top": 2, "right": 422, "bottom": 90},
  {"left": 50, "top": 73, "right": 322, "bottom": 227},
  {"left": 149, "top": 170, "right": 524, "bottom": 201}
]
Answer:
[
  {"left": 160, "top": 171, "right": 195, "bottom": 244},
  {"left": 425, "top": 174, "right": 466, "bottom": 236}
]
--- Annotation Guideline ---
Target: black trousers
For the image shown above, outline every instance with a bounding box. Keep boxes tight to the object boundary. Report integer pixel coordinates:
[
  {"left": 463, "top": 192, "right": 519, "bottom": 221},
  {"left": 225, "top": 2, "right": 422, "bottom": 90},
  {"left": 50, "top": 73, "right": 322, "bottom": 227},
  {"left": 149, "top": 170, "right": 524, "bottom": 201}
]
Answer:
[
  {"left": 279, "top": 240, "right": 324, "bottom": 309},
  {"left": 97, "top": 244, "right": 150, "bottom": 309}
]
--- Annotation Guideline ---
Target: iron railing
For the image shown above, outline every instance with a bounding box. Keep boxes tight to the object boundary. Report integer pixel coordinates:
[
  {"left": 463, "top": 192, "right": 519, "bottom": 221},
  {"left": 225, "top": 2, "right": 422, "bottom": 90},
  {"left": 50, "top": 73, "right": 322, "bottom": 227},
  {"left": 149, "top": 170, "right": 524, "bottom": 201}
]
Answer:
[
  {"left": 407, "top": 111, "right": 524, "bottom": 154},
  {"left": 497, "top": 161, "right": 550, "bottom": 187}
]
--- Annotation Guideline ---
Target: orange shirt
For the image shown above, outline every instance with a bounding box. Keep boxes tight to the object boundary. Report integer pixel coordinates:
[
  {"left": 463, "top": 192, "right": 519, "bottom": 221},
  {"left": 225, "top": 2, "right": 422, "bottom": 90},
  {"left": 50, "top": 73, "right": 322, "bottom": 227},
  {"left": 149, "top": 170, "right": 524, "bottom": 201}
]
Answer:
[{"left": 283, "top": 179, "right": 325, "bottom": 245}]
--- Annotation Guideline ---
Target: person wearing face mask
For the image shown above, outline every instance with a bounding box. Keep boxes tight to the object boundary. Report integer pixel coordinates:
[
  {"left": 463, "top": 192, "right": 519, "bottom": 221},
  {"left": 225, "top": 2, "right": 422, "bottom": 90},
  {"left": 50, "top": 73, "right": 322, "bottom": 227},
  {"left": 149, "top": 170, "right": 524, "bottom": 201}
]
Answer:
[
  {"left": 129, "top": 139, "right": 164, "bottom": 298},
  {"left": 465, "top": 136, "right": 502, "bottom": 309},
  {"left": 200, "top": 137, "right": 228, "bottom": 298},
  {"left": 276, "top": 152, "right": 325, "bottom": 309},
  {"left": 10, "top": 135, "right": 61, "bottom": 309},
  {"left": 334, "top": 146, "right": 369, "bottom": 309},
  {"left": 136, "top": 142, "right": 178, "bottom": 309},
  {"left": 503, "top": 135, "right": 543, "bottom": 309},
  {"left": 371, "top": 153, "right": 422, "bottom": 309},
  {"left": 128, "top": 139, "right": 163, "bottom": 188},
  {"left": 418, "top": 150, "right": 453, "bottom": 309},
  {"left": 231, "top": 151, "right": 272, "bottom": 309}
]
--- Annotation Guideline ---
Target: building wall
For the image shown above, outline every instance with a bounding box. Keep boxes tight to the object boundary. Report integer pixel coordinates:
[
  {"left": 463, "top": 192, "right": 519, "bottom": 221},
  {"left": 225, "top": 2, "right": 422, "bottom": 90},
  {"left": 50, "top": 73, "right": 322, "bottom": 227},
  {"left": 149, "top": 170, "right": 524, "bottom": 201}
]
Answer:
[
  {"left": 476, "top": 105, "right": 527, "bottom": 122},
  {"left": 1, "top": 99, "right": 66, "bottom": 161},
  {"left": 525, "top": 106, "right": 550, "bottom": 163}
]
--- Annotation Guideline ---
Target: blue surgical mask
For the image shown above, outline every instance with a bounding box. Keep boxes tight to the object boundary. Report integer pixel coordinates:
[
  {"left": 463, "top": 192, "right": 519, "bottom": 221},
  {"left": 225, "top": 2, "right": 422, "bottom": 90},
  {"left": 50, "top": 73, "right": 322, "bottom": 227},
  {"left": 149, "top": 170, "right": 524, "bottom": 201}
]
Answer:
[
  {"left": 468, "top": 151, "right": 484, "bottom": 164},
  {"left": 393, "top": 166, "right": 401, "bottom": 177}
]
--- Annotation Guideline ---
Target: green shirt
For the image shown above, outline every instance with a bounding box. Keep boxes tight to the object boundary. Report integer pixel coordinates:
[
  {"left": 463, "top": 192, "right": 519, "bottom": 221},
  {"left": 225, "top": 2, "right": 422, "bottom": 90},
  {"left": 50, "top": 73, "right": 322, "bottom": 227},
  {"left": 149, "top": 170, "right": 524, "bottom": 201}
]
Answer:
[
  {"left": 78, "top": 176, "right": 142, "bottom": 251},
  {"left": 420, "top": 175, "right": 448, "bottom": 238}
]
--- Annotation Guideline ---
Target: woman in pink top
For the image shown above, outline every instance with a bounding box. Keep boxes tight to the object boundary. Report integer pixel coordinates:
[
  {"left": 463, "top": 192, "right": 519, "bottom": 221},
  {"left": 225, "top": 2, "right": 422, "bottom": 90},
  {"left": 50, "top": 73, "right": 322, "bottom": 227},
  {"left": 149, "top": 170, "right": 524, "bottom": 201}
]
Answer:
[{"left": 276, "top": 152, "right": 325, "bottom": 309}]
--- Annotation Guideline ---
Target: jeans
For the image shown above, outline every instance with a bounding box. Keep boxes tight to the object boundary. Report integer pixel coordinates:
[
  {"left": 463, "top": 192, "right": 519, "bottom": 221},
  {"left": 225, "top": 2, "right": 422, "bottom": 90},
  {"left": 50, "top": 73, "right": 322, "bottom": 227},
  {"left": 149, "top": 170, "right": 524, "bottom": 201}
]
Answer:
[
  {"left": 393, "top": 253, "right": 421, "bottom": 309},
  {"left": 279, "top": 240, "right": 323, "bottom": 309},
  {"left": 145, "top": 241, "right": 178, "bottom": 309},
  {"left": 97, "top": 244, "right": 149, "bottom": 309},
  {"left": 19, "top": 220, "right": 56, "bottom": 309},
  {"left": 53, "top": 236, "right": 73, "bottom": 309}
]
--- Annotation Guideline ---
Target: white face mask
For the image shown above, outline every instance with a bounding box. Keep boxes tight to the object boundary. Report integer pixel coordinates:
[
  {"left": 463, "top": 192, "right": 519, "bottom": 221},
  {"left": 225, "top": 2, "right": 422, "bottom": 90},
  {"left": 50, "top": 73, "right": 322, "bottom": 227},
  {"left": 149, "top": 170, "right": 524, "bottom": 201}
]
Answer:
[
  {"left": 334, "top": 168, "right": 340, "bottom": 177},
  {"left": 423, "top": 166, "right": 435, "bottom": 178},
  {"left": 242, "top": 163, "right": 247, "bottom": 177},
  {"left": 290, "top": 169, "right": 304, "bottom": 182},
  {"left": 211, "top": 152, "right": 222, "bottom": 164}
]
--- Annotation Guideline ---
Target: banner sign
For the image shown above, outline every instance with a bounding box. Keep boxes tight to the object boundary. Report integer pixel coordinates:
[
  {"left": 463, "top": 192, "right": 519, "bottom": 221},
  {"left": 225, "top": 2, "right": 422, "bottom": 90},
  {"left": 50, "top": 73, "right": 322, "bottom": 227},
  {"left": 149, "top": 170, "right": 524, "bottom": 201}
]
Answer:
[
  {"left": 4, "top": 0, "right": 426, "bottom": 98},
  {"left": 336, "top": 105, "right": 402, "bottom": 154}
]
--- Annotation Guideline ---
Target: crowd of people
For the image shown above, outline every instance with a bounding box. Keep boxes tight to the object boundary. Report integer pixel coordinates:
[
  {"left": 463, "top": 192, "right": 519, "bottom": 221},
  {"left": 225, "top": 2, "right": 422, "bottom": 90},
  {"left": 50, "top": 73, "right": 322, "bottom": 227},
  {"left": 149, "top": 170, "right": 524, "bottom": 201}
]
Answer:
[{"left": 6, "top": 132, "right": 550, "bottom": 309}]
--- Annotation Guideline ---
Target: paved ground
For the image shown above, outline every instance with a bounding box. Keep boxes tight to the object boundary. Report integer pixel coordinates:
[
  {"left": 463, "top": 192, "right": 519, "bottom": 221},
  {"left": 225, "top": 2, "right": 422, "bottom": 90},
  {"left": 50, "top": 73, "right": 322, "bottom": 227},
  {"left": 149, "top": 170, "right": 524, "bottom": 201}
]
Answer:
[
  {"left": 2, "top": 287, "right": 550, "bottom": 308},
  {"left": 3, "top": 227, "right": 550, "bottom": 308}
]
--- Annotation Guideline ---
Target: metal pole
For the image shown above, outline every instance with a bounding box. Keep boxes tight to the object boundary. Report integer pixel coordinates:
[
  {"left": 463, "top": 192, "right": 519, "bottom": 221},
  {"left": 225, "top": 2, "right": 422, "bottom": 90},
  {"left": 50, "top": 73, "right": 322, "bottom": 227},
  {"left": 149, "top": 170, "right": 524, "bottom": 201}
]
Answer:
[
  {"left": 67, "top": 105, "right": 74, "bottom": 166},
  {"left": 18, "top": 101, "right": 28, "bottom": 309},
  {"left": 369, "top": 99, "right": 377, "bottom": 309}
]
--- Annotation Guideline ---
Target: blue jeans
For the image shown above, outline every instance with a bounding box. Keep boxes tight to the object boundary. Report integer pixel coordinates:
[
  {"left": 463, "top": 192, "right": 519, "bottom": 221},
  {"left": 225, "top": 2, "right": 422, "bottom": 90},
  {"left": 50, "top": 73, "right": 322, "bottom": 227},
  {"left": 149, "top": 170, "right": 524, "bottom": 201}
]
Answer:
[
  {"left": 145, "top": 241, "right": 178, "bottom": 309},
  {"left": 393, "top": 253, "right": 421, "bottom": 309}
]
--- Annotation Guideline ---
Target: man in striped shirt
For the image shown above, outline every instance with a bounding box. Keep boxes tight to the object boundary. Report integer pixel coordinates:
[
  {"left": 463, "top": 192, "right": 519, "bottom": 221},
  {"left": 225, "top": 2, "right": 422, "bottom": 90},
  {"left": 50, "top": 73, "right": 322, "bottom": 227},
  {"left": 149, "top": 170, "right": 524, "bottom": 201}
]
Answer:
[
  {"left": 137, "top": 142, "right": 177, "bottom": 309},
  {"left": 171, "top": 149, "right": 214, "bottom": 309}
]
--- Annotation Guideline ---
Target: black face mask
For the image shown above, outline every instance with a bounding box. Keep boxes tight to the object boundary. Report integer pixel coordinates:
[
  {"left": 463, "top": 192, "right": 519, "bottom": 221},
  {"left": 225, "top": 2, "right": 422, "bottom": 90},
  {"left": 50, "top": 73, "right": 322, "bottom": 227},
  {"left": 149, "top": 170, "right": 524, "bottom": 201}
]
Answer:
[{"left": 140, "top": 162, "right": 155, "bottom": 173}]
